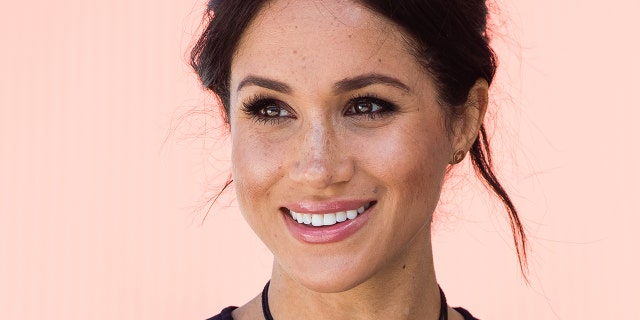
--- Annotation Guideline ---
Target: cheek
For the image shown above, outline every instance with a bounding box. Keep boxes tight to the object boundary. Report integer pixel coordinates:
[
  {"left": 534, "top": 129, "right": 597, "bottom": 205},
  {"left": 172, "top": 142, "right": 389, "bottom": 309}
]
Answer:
[
  {"left": 356, "top": 120, "right": 451, "bottom": 206},
  {"left": 230, "top": 125, "right": 286, "bottom": 220}
]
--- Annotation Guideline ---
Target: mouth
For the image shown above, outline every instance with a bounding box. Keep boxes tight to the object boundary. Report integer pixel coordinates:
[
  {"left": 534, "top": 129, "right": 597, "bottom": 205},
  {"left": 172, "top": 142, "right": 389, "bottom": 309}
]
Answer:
[{"left": 282, "top": 201, "right": 376, "bottom": 227}]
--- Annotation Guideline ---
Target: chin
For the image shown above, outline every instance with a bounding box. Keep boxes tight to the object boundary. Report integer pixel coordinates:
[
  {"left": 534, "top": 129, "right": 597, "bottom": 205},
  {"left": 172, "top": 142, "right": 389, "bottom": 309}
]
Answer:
[{"left": 277, "top": 252, "right": 378, "bottom": 294}]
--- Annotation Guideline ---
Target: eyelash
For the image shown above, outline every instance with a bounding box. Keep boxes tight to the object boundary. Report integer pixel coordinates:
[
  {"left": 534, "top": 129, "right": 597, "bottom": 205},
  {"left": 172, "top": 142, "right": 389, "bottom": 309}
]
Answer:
[
  {"left": 240, "top": 93, "right": 397, "bottom": 125},
  {"left": 241, "top": 94, "right": 294, "bottom": 125},
  {"left": 344, "top": 93, "right": 397, "bottom": 120}
]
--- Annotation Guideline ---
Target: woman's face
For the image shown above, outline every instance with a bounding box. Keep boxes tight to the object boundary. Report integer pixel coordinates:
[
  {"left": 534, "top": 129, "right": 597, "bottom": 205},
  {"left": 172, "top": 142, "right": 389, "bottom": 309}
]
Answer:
[{"left": 229, "top": 0, "right": 465, "bottom": 292}]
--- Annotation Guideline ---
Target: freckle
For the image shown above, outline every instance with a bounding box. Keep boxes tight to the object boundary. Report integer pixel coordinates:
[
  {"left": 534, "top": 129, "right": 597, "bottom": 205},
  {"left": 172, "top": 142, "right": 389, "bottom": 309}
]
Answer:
[
  {"left": 293, "top": 50, "right": 297, "bottom": 54},
  {"left": 348, "top": 34, "right": 352, "bottom": 38},
  {"left": 378, "top": 58, "right": 382, "bottom": 63},
  {"left": 402, "top": 265, "right": 406, "bottom": 269}
]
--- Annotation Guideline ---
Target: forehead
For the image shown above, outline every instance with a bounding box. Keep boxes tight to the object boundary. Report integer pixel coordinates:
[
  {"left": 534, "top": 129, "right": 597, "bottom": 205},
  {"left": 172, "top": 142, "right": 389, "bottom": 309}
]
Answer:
[{"left": 230, "top": 0, "right": 427, "bottom": 95}]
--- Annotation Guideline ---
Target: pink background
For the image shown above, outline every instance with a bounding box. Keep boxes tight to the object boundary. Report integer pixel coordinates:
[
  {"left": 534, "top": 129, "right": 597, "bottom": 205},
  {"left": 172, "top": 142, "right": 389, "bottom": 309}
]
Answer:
[{"left": 1, "top": 0, "right": 638, "bottom": 319}]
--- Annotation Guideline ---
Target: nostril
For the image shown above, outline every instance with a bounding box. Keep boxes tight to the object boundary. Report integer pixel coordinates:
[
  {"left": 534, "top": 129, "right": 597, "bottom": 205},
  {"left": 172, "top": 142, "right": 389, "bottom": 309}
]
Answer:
[
  {"left": 290, "top": 158, "right": 335, "bottom": 189},
  {"left": 288, "top": 143, "right": 354, "bottom": 188}
]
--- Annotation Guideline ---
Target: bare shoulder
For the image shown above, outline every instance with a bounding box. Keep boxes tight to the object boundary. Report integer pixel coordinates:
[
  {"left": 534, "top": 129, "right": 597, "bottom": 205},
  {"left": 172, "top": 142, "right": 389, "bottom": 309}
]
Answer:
[{"left": 230, "top": 296, "right": 263, "bottom": 320}]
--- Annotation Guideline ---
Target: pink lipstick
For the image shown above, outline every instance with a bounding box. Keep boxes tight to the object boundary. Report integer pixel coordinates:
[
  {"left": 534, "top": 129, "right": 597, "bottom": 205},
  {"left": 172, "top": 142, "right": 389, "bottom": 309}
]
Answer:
[{"left": 281, "top": 200, "right": 376, "bottom": 243}]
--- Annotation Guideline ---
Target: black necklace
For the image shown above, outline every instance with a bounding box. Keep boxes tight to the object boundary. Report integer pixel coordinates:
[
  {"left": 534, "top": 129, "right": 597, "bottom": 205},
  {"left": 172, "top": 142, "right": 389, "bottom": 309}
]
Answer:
[{"left": 261, "top": 281, "right": 449, "bottom": 320}]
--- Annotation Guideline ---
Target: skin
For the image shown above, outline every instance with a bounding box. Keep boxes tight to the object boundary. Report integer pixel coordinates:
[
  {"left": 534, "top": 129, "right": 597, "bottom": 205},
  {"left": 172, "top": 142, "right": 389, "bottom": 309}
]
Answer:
[{"left": 227, "top": 1, "right": 488, "bottom": 319}]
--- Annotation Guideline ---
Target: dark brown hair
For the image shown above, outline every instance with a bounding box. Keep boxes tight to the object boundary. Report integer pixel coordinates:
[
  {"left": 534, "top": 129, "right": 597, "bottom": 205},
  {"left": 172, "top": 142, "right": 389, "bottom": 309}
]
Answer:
[{"left": 190, "top": 0, "right": 528, "bottom": 278}]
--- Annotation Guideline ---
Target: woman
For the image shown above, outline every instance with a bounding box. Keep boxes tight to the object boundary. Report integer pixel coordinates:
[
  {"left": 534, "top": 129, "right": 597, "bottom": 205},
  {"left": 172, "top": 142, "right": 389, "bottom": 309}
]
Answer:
[{"left": 191, "top": 0, "right": 528, "bottom": 319}]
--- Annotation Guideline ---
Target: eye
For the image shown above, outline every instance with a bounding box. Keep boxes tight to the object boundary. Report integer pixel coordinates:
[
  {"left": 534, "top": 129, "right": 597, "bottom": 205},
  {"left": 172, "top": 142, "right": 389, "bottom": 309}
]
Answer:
[
  {"left": 345, "top": 96, "right": 396, "bottom": 119},
  {"left": 259, "top": 104, "right": 291, "bottom": 118},
  {"left": 354, "top": 100, "right": 382, "bottom": 113},
  {"left": 241, "top": 95, "right": 294, "bottom": 125}
]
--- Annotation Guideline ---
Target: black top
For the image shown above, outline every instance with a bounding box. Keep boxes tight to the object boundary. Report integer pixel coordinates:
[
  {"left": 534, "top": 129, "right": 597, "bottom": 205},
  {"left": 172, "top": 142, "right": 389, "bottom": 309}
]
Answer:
[{"left": 207, "top": 306, "right": 480, "bottom": 320}]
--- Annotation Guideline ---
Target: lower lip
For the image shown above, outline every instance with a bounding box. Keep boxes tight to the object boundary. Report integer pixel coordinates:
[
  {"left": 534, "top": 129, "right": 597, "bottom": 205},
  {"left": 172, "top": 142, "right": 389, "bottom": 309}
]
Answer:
[{"left": 283, "top": 206, "right": 374, "bottom": 244}]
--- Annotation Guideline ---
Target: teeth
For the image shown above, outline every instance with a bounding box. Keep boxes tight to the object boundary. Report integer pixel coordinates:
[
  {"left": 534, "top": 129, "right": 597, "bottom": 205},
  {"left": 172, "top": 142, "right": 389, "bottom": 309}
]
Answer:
[
  {"left": 288, "top": 202, "right": 373, "bottom": 227},
  {"left": 311, "top": 214, "right": 323, "bottom": 226},
  {"left": 323, "top": 213, "right": 337, "bottom": 226},
  {"left": 303, "top": 213, "right": 312, "bottom": 224}
]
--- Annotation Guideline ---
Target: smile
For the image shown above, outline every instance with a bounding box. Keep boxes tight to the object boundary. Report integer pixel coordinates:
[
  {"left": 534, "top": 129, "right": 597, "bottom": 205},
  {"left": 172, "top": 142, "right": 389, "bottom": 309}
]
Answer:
[{"left": 287, "top": 201, "right": 374, "bottom": 227}]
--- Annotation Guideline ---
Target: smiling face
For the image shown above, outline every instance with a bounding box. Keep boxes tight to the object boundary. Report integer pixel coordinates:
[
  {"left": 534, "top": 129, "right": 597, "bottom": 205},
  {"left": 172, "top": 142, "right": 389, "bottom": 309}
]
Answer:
[{"left": 229, "top": 0, "right": 467, "bottom": 293}]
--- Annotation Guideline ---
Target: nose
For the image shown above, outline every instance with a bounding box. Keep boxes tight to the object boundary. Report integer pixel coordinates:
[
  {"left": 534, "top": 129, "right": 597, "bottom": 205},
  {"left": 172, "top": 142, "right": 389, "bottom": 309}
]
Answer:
[{"left": 288, "top": 120, "right": 354, "bottom": 189}]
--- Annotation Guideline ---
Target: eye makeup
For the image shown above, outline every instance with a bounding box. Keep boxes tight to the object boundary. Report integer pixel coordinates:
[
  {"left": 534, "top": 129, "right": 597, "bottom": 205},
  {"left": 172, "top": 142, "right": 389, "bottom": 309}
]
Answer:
[{"left": 239, "top": 92, "right": 399, "bottom": 125}]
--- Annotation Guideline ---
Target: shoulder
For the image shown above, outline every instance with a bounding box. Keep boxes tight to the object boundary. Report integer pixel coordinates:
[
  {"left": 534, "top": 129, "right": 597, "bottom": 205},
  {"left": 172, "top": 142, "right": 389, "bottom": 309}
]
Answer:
[
  {"left": 454, "top": 307, "right": 481, "bottom": 320},
  {"left": 206, "top": 306, "right": 238, "bottom": 320}
]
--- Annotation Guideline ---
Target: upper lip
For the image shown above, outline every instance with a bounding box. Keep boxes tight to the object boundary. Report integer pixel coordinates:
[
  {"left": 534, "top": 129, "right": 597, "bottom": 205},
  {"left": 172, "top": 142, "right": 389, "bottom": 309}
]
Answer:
[{"left": 282, "top": 199, "right": 375, "bottom": 214}]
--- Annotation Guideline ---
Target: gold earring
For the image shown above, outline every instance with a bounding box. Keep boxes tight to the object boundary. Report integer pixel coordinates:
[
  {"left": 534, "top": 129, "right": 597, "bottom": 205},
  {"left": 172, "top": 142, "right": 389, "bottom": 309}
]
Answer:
[{"left": 451, "top": 150, "right": 466, "bottom": 164}]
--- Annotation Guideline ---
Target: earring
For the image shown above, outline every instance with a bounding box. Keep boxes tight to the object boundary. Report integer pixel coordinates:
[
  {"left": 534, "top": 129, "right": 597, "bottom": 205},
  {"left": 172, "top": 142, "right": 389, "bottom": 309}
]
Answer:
[{"left": 451, "top": 150, "right": 466, "bottom": 164}]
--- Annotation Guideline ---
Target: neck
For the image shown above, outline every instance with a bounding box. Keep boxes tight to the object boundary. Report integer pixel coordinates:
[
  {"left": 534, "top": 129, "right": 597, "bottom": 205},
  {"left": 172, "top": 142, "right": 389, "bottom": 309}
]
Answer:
[{"left": 267, "top": 230, "right": 442, "bottom": 320}]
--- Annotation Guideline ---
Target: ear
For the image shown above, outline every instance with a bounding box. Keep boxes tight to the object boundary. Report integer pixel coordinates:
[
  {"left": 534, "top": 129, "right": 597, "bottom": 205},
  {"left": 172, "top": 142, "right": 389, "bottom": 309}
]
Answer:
[{"left": 449, "top": 78, "right": 488, "bottom": 164}]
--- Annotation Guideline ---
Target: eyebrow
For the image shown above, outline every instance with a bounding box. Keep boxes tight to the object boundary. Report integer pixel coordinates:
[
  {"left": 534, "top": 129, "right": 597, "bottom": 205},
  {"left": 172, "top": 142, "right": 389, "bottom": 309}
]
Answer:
[
  {"left": 236, "top": 76, "right": 292, "bottom": 94},
  {"left": 235, "top": 73, "right": 410, "bottom": 94},
  {"left": 334, "top": 73, "right": 411, "bottom": 94}
]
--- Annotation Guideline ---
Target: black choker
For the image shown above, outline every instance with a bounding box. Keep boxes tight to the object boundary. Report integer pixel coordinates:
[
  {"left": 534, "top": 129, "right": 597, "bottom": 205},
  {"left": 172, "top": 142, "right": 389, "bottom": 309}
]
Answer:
[{"left": 261, "top": 281, "right": 448, "bottom": 320}]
